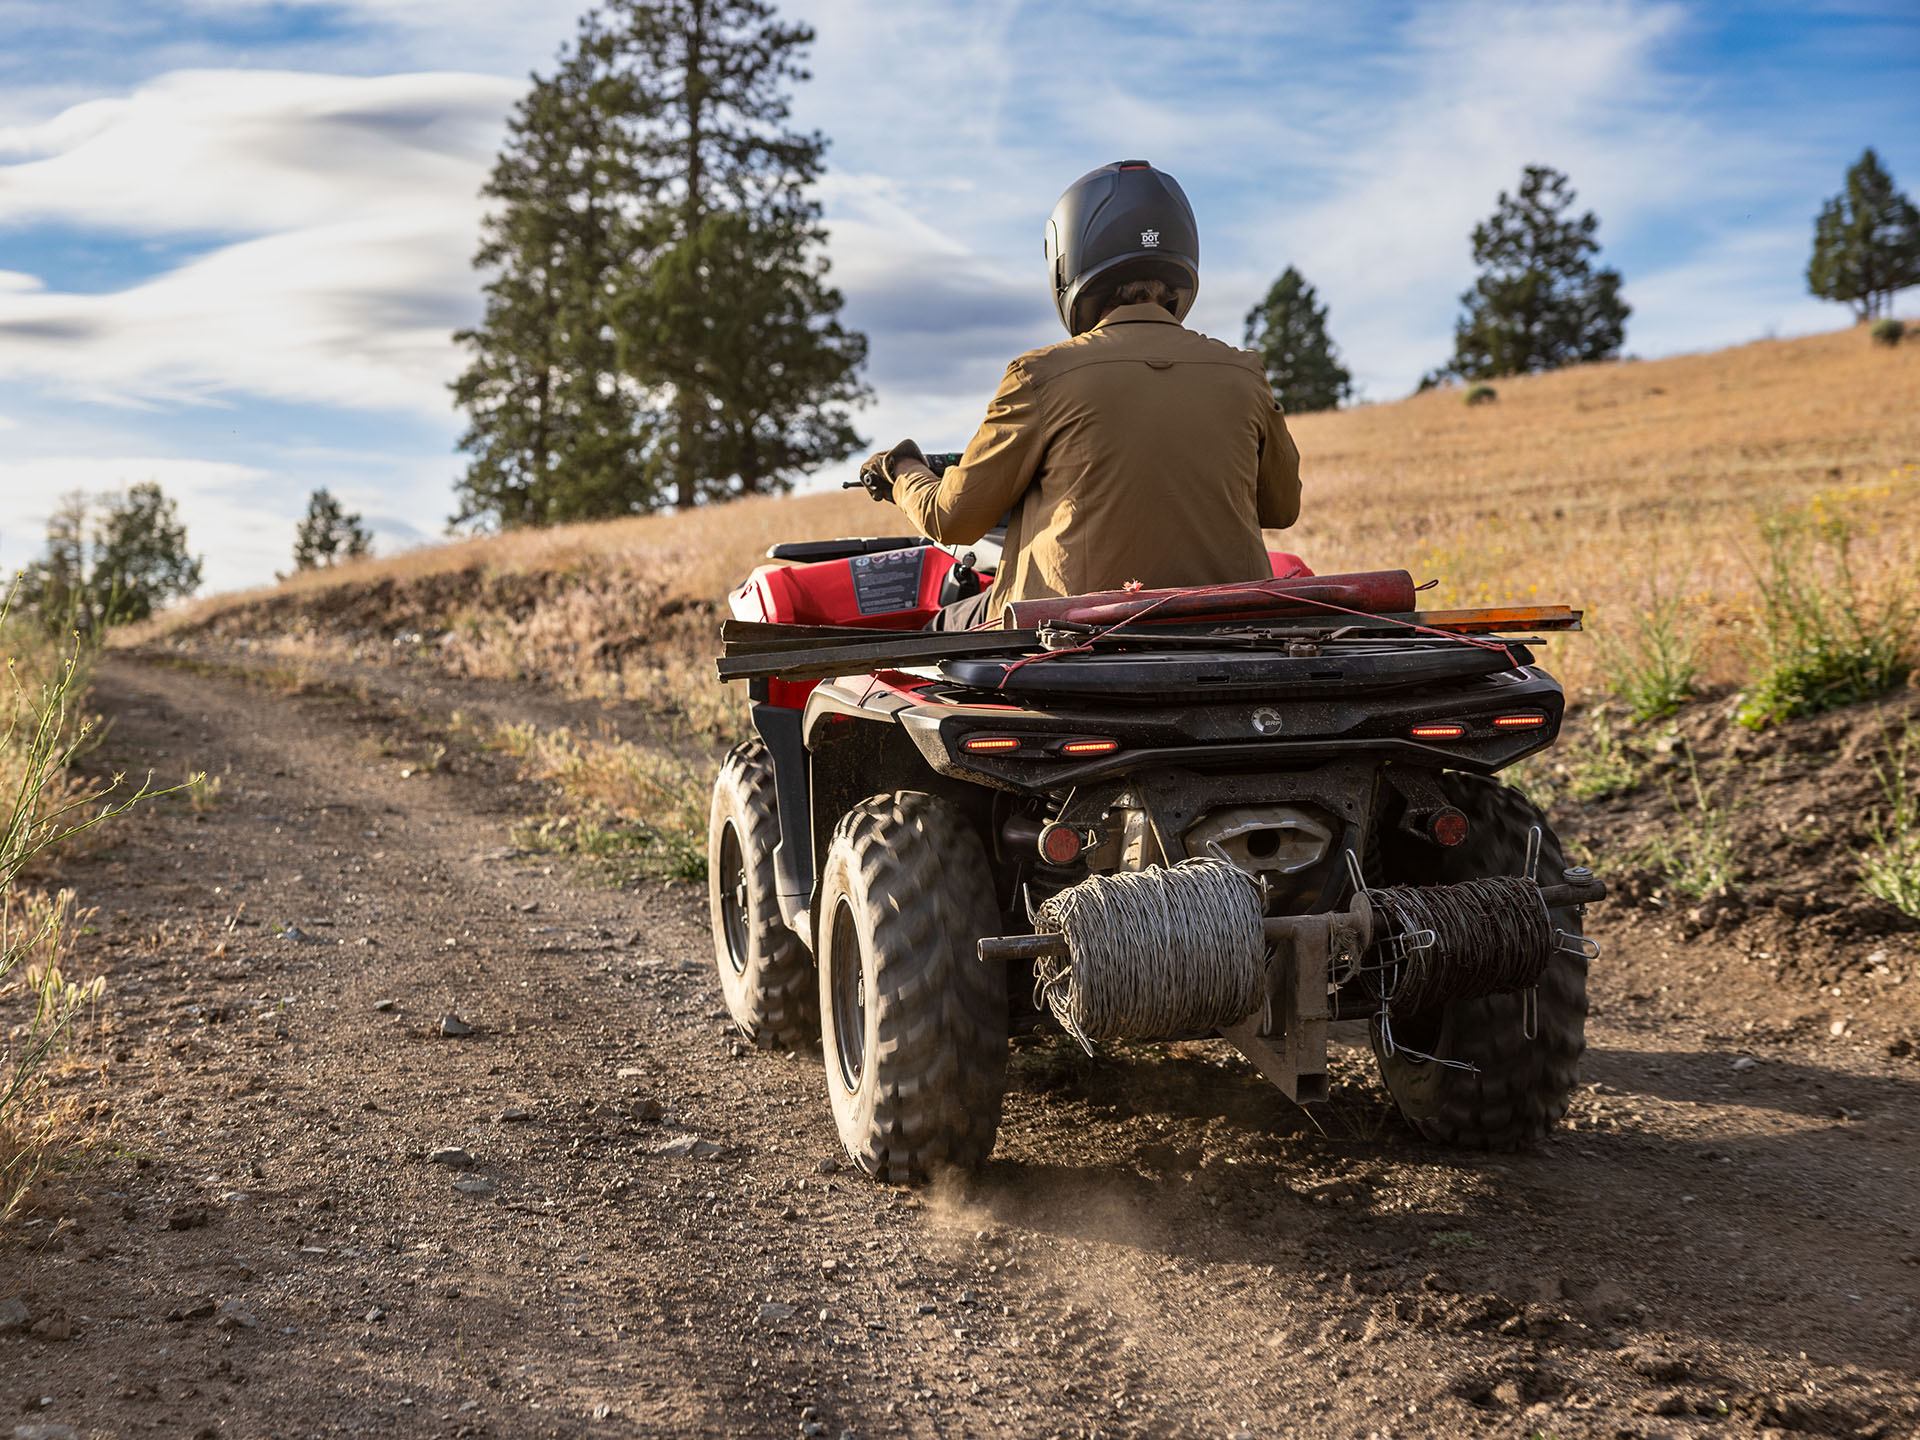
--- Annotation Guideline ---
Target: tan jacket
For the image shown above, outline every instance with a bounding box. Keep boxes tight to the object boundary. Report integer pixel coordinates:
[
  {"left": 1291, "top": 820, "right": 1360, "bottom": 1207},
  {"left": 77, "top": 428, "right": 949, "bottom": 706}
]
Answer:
[{"left": 890, "top": 303, "right": 1301, "bottom": 618}]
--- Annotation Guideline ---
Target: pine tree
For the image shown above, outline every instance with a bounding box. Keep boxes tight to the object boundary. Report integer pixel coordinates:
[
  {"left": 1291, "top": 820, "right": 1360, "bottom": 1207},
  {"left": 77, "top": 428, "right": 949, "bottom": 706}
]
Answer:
[
  {"left": 89, "top": 483, "right": 203, "bottom": 626},
  {"left": 452, "top": 34, "right": 657, "bottom": 530},
  {"left": 15, "top": 493, "right": 91, "bottom": 630},
  {"left": 292, "top": 488, "right": 373, "bottom": 571},
  {"left": 1244, "top": 266, "right": 1352, "bottom": 413},
  {"left": 450, "top": 1, "right": 866, "bottom": 528},
  {"left": 1434, "top": 165, "right": 1629, "bottom": 383},
  {"left": 1807, "top": 148, "right": 1920, "bottom": 322},
  {"left": 20, "top": 485, "right": 201, "bottom": 630},
  {"left": 597, "top": 0, "right": 867, "bottom": 506}
]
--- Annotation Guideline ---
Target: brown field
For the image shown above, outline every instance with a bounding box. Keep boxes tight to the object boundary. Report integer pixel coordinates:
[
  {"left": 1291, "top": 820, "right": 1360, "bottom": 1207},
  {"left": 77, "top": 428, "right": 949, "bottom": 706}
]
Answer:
[{"left": 135, "top": 322, "right": 1920, "bottom": 706}]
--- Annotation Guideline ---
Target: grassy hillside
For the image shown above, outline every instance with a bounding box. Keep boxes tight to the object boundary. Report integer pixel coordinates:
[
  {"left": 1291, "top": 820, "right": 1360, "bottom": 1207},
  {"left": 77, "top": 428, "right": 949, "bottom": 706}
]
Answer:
[
  {"left": 137, "top": 324, "right": 1919, "bottom": 708},
  {"left": 121, "top": 323, "right": 1920, "bottom": 937}
]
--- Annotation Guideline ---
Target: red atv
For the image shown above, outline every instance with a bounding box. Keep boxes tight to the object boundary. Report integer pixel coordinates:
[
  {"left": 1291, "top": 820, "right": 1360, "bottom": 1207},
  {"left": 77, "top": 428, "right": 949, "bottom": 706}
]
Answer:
[{"left": 710, "top": 465, "right": 1602, "bottom": 1182}]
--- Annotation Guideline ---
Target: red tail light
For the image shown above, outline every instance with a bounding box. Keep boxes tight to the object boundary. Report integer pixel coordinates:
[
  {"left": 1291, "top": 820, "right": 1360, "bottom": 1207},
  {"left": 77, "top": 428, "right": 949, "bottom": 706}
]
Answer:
[
  {"left": 1056, "top": 738, "right": 1120, "bottom": 757},
  {"left": 1492, "top": 712, "right": 1547, "bottom": 729},
  {"left": 962, "top": 735, "right": 1021, "bottom": 754},
  {"left": 1410, "top": 722, "right": 1467, "bottom": 740},
  {"left": 1431, "top": 808, "right": 1470, "bottom": 846}
]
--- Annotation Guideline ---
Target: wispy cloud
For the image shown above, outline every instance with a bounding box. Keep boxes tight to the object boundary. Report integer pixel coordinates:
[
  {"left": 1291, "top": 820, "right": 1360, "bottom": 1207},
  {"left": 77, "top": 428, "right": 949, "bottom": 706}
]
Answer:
[{"left": 0, "top": 69, "right": 515, "bottom": 412}]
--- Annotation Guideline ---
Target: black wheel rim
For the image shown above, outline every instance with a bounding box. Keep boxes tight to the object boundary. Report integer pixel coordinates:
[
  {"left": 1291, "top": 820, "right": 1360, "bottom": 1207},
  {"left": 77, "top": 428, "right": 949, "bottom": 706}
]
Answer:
[
  {"left": 828, "top": 897, "right": 867, "bottom": 1092},
  {"left": 717, "top": 820, "right": 749, "bottom": 975}
]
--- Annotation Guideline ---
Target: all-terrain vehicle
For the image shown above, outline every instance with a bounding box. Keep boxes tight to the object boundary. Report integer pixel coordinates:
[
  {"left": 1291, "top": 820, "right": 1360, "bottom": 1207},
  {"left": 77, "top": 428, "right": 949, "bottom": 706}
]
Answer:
[{"left": 709, "top": 470, "right": 1603, "bottom": 1182}]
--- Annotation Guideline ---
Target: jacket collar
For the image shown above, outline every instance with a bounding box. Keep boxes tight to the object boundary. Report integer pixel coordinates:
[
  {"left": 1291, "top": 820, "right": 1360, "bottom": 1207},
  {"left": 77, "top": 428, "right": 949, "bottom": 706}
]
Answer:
[{"left": 1091, "top": 302, "right": 1182, "bottom": 330}]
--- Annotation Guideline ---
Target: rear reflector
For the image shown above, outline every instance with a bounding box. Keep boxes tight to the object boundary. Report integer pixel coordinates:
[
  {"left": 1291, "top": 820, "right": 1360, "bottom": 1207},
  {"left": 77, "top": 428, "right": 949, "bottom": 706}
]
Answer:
[
  {"left": 1431, "top": 808, "right": 1470, "bottom": 847},
  {"left": 962, "top": 735, "right": 1021, "bottom": 754},
  {"left": 1038, "top": 823, "right": 1084, "bottom": 865},
  {"left": 1492, "top": 712, "right": 1547, "bottom": 729},
  {"left": 1056, "top": 738, "right": 1120, "bottom": 757},
  {"left": 1410, "top": 722, "right": 1467, "bottom": 740}
]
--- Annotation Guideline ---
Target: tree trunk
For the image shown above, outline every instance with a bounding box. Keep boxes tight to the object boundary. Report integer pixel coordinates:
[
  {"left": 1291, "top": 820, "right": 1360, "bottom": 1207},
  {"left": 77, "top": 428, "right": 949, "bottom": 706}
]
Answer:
[{"left": 673, "top": 0, "right": 710, "bottom": 512}]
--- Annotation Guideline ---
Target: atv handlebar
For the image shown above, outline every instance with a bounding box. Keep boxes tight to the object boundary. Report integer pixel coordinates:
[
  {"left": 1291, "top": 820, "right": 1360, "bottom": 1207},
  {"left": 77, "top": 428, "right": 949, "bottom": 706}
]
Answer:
[{"left": 841, "top": 451, "right": 963, "bottom": 493}]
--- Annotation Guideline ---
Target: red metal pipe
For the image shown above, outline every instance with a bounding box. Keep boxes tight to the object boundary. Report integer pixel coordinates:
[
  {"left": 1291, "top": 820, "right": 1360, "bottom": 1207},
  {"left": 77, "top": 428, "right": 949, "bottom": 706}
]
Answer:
[{"left": 1005, "top": 570, "right": 1419, "bottom": 630}]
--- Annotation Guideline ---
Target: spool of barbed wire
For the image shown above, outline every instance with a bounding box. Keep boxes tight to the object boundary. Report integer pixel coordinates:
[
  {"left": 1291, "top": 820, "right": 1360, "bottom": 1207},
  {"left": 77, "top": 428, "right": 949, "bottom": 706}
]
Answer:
[
  {"left": 1030, "top": 858, "right": 1267, "bottom": 1052},
  {"left": 1361, "top": 874, "right": 1556, "bottom": 1016}
]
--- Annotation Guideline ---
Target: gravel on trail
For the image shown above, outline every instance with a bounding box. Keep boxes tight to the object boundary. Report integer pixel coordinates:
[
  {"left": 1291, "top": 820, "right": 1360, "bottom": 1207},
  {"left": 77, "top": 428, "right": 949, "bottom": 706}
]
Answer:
[{"left": 1, "top": 651, "right": 1915, "bottom": 1439}]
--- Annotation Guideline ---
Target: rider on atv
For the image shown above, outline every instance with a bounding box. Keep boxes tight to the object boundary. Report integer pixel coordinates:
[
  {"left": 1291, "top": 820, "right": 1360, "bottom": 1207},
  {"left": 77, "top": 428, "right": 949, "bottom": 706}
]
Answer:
[{"left": 856, "top": 159, "right": 1304, "bottom": 631}]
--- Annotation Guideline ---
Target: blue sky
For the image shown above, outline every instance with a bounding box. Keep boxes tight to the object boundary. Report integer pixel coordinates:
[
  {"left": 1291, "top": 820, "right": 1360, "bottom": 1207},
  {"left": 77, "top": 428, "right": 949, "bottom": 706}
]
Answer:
[{"left": 1, "top": 0, "right": 1916, "bottom": 592}]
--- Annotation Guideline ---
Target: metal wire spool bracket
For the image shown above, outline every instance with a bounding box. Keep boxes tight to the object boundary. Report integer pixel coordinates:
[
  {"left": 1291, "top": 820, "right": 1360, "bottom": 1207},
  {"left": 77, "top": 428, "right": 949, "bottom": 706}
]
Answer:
[
  {"left": 1029, "top": 858, "right": 1267, "bottom": 1051},
  {"left": 977, "top": 842, "right": 1605, "bottom": 1082},
  {"left": 1344, "top": 837, "right": 1600, "bottom": 1070}
]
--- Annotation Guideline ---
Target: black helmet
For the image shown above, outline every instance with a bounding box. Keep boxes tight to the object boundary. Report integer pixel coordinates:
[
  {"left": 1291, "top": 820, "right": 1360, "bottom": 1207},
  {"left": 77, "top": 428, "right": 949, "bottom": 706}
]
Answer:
[{"left": 1044, "top": 160, "right": 1199, "bottom": 336}]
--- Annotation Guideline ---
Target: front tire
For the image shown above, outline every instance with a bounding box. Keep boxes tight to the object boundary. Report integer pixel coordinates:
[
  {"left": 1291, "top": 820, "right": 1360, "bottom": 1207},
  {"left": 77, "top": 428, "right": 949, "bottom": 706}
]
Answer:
[
  {"left": 1371, "top": 774, "right": 1588, "bottom": 1149},
  {"left": 817, "top": 792, "right": 1008, "bottom": 1182},
  {"left": 707, "top": 740, "right": 815, "bottom": 1050}
]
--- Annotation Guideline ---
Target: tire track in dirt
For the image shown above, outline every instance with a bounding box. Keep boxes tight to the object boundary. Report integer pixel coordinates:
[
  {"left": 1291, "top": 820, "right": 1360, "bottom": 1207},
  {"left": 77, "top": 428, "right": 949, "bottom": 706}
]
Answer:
[{"left": 2, "top": 651, "right": 1916, "bottom": 1439}]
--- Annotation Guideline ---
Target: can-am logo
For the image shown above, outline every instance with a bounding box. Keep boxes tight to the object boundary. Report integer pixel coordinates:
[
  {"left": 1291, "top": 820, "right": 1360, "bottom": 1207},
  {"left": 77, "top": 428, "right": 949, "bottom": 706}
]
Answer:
[{"left": 1140, "top": 229, "right": 1160, "bottom": 248}]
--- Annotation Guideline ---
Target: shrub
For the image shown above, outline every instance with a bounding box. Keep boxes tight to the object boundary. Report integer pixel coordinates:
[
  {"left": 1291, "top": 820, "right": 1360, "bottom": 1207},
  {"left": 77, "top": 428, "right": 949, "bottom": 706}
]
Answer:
[
  {"left": 1635, "top": 748, "right": 1735, "bottom": 898},
  {"left": 1871, "top": 317, "right": 1906, "bottom": 347},
  {"left": 478, "top": 719, "right": 709, "bottom": 881},
  {"left": 1860, "top": 725, "right": 1920, "bottom": 918},
  {"left": 1736, "top": 511, "right": 1914, "bottom": 730},
  {"left": 1600, "top": 589, "right": 1700, "bottom": 723},
  {"left": 1566, "top": 710, "right": 1644, "bottom": 800},
  {"left": 1464, "top": 383, "right": 1498, "bottom": 406},
  {"left": 1, "top": 599, "right": 191, "bottom": 1219}
]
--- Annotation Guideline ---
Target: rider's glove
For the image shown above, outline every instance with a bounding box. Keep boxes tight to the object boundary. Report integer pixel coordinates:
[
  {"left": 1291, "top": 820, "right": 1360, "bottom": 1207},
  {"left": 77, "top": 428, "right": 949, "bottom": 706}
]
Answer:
[{"left": 855, "top": 439, "right": 929, "bottom": 502}]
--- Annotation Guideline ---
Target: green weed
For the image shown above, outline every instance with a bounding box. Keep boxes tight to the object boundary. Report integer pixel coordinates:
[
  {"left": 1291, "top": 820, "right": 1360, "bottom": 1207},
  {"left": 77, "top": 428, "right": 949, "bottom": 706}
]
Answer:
[
  {"left": 1600, "top": 589, "right": 1700, "bottom": 723},
  {"left": 1635, "top": 748, "right": 1736, "bottom": 898},
  {"left": 1566, "top": 712, "right": 1645, "bottom": 801},
  {"left": 1860, "top": 725, "right": 1920, "bottom": 918},
  {"left": 1737, "top": 511, "right": 1913, "bottom": 730}
]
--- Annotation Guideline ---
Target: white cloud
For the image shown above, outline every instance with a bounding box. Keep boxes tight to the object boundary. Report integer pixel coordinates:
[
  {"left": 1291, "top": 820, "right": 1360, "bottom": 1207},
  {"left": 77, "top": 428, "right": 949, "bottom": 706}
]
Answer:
[
  {"left": 0, "top": 69, "right": 516, "bottom": 232},
  {"left": 0, "top": 69, "right": 516, "bottom": 415},
  {"left": 1217, "top": 0, "right": 1713, "bottom": 395},
  {"left": 1623, "top": 224, "right": 1838, "bottom": 355}
]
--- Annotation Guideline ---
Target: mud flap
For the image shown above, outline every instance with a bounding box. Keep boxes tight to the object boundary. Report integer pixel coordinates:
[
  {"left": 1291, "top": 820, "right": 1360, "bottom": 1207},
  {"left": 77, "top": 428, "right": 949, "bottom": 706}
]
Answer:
[{"left": 749, "top": 699, "right": 813, "bottom": 935}]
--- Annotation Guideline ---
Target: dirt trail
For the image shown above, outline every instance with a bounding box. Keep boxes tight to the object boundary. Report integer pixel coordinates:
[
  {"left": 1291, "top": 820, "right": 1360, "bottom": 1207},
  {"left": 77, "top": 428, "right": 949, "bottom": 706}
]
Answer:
[{"left": 3, "top": 651, "right": 1917, "bottom": 1439}]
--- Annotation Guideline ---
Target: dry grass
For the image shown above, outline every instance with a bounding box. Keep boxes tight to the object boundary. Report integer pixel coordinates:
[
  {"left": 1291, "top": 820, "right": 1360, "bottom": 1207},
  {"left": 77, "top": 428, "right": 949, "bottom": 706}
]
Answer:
[
  {"left": 1, "top": 623, "right": 105, "bottom": 1221},
  {"left": 130, "top": 324, "right": 1920, "bottom": 716},
  {"left": 453, "top": 713, "right": 710, "bottom": 882}
]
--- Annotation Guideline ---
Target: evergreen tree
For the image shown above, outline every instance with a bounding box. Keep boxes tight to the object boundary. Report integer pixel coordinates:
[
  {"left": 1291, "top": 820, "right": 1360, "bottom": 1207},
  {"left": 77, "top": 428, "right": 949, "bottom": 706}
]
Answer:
[
  {"left": 89, "top": 483, "right": 203, "bottom": 626},
  {"left": 1434, "top": 165, "right": 1629, "bottom": 383},
  {"left": 15, "top": 493, "right": 91, "bottom": 629},
  {"left": 452, "top": 35, "right": 657, "bottom": 529},
  {"left": 1244, "top": 266, "right": 1352, "bottom": 413},
  {"left": 292, "top": 488, "right": 373, "bottom": 571},
  {"left": 20, "top": 484, "right": 202, "bottom": 631},
  {"left": 449, "top": 0, "right": 866, "bottom": 528},
  {"left": 1807, "top": 148, "right": 1920, "bottom": 321},
  {"left": 598, "top": 0, "right": 867, "bottom": 506}
]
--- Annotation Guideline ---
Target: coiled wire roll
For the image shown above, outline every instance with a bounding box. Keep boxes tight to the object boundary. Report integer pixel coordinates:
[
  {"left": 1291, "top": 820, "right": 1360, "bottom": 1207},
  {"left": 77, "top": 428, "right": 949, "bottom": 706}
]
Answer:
[
  {"left": 1361, "top": 874, "right": 1555, "bottom": 1015},
  {"left": 1030, "top": 858, "right": 1267, "bottom": 1052}
]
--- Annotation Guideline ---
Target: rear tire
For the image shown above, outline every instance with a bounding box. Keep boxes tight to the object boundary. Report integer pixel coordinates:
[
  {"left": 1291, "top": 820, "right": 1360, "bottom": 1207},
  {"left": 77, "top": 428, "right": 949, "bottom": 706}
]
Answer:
[
  {"left": 817, "top": 792, "right": 1008, "bottom": 1182},
  {"left": 1371, "top": 774, "right": 1587, "bottom": 1149},
  {"left": 707, "top": 739, "right": 815, "bottom": 1050}
]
